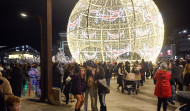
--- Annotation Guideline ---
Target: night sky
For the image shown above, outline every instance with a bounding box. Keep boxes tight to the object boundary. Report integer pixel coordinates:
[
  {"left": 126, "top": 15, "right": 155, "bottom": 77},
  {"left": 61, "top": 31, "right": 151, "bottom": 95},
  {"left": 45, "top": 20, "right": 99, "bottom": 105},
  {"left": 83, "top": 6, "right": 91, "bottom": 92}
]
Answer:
[{"left": 0, "top": 0, "right": 190, "bottom": 52}]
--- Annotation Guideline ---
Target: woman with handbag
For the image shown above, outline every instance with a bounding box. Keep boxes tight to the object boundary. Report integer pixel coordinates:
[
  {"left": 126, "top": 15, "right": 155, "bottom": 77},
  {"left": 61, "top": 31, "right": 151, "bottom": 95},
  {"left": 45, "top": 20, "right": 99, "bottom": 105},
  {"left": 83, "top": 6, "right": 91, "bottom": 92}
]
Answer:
[
  {"left": 117, "top": 63, "right": 128, "bottom": 93},
  {"left": 96, "top": 66, "right": 110, "bottom": 111}
]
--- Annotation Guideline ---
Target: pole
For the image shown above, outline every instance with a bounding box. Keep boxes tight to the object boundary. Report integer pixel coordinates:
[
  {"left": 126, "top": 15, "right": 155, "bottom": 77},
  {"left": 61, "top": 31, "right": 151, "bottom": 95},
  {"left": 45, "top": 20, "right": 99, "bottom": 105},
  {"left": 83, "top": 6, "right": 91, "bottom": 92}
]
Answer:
[
  {"left": 47, "top": 0, "right": 60, "bottom": 105},
  {"left": 38, "top": 15, "right": 46, "bottom": 101}
]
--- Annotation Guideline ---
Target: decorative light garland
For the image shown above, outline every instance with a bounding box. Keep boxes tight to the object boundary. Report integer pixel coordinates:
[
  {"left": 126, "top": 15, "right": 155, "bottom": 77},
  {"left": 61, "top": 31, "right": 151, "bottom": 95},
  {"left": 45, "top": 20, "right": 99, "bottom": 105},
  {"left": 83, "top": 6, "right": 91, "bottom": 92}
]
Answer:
[
  {"left": 84, "top": 51, "right": 97, "bottom": 60},
  {"left": 107, "top": 30, "right": 125, "bottom": 39}
]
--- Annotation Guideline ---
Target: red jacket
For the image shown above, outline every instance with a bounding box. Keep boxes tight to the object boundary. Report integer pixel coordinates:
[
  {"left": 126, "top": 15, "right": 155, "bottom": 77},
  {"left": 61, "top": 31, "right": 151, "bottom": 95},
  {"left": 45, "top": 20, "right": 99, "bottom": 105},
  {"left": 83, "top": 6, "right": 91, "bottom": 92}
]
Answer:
[{"left": 154, "top": 70, "right": 172, "bottom": 98}]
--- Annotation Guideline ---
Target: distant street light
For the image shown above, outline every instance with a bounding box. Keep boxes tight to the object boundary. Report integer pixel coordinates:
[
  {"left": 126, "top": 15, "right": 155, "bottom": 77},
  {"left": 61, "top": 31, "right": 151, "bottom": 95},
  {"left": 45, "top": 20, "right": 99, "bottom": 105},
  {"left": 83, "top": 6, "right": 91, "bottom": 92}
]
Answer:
[
  {"left": 183, "top": 30, "right": 187, "bottom": 33},
  {"left": 20, "top": 13, "right": 28, "bottom": 17}
]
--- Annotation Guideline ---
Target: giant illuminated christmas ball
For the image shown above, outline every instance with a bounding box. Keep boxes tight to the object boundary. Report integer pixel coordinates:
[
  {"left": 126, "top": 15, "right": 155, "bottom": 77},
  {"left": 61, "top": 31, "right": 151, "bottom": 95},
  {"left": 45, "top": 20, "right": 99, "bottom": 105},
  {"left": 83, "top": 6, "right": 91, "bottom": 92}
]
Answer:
[{"left": 67, "top": 0, "right": 164, "bottom": 63}]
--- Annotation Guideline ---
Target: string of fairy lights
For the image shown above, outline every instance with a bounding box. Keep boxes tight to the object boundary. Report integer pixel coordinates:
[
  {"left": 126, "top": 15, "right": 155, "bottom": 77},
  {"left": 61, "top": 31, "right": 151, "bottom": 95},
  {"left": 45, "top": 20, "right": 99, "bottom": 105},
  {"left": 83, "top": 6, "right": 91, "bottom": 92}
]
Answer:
[{"left": 67, "top": 0, "right": 164, "bottom": 63}]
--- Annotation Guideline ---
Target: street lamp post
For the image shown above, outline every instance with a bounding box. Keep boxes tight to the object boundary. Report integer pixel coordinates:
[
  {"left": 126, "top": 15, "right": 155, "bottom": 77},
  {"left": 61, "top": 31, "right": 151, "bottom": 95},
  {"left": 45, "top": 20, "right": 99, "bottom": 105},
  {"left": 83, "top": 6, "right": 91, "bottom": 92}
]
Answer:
[
  {"left": 20, "top": 0, "right": 59, "bottom": 105},
  {"left": 21, "top": 12, "right": 47, "bottom": 102}
]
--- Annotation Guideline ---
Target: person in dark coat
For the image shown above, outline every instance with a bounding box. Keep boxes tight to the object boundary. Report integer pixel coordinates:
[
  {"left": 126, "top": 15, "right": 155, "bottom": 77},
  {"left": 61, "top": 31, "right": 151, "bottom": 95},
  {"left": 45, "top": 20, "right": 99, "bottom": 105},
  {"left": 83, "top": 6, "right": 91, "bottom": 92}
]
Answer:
[
  {"left": 22, "top": 63, "right": 30, "bottom": 78},
  {"left": 63, "top": 64, "right": 75, "bottom": 105},
  {"left": 96, "top": 66, "right": 108, "bottom": 111},
  {"left": 113, "top": 62, "right": 118, "bottom": 78},
  {"left": 183, "top": 64, "right": 190, "bottom": 91},
  {"left": 10, "top": 64, "right": 25, "bottom": 97},
  {"left": 148, "top": 61, "right": 153, "bottom": 78},
  {"left": 52, "top": 62, "right": 62, "bottom": 89},
  {"left": 125, "top": 61, "right": 130, "bottom": 73},
  {"left": 173, "top": 60, "right": 183, "bottom": 91},
  {"left": 168, "top": 60, "right": 176, "bottom": 105},
  {"left": 140, "top": 59, "right": 146, "bottom": 85},
  {"left": 154, "top": 62, "right": 172, "bottom": 111},
  {"left": 3, "top": 64, "right": 11, "bottom": 80},
  {"left": 117, "top": 63, "right": 128, "bottom": 92},
  {"left": 71, "top": 67, "right": 86, "bottom": 111},
  {"left": 145, "top": 62, "right": 150, "bottom": 79},
  {"left": 105, "top": 64, "right": 112, "bottom": 87}
]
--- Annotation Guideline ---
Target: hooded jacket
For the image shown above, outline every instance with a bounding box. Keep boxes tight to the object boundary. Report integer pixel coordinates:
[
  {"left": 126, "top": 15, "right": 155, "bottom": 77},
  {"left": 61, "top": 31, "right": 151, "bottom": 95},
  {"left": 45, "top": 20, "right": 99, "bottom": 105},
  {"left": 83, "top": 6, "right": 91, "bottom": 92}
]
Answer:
[
  {"left": 154, "top": 70, "right": 172, "bottom": 98},
  {"left": 0, "top": 76, "right": 13, "bottom": 100}
]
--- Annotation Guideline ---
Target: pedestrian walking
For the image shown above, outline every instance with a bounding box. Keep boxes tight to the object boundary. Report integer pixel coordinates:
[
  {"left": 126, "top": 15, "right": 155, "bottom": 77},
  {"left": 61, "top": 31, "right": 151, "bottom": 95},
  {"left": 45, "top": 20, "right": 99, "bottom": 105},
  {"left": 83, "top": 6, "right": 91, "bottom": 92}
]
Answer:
[
  {"left": 87, "top": 68, "right": 98, "bottom": 111},
  {"left": 168, "top": 60, "right": 176, "bottom": 105},
  {"left": 183, "top": 64, "right": 190, "bottom": 91},
  {"left": 71, "top": 67, "right": 86, "bottom": 111},
  {"left": 132, "top": 61, "right": 141, "bottom": 91},
  {"left": 105, "top": 64, "right": 112, "bottom": 87},
  {"left": 154, "top": 62, "right": 172, "bottom": 111},
  {"left": 52, "top": 62, "right": 62, "bottom": 89},
  {"left": 140, "top": 59, "right": 146, "bottom": 85},
  {"left": 84, "top": 64, "right": 93, "bottom": 111},
  {"left": 96, "top": 67, "right": 110, "bottom": 111},
  {"left": 148, "top": 61, "right": 153, "bottom": 78},
  {"left": 63, "top": 64, "right": 74, "bottom": 105},
  {"left": 9, "top": 64, "right": 25, "bottom": 97},
  {"left": 117, "top": 63, "right": 128, "bottom": 93},
  {"left": 113, "top": 62, "right": 118, "bottom": 78},
  {"left": 173, "top": 60, "right": 183, "bottom": 91}
]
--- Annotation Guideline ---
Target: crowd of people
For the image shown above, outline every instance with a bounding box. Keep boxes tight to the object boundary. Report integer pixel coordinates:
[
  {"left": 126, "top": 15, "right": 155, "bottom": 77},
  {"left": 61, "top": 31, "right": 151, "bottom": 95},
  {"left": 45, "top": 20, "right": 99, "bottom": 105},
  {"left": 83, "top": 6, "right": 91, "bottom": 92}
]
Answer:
[
  {"left": 0, "top": 58, "right": 190, "bottom": 111},
  {"left": 0, "top": 63, "right": 40, "bottom": 111},
  {"left": 53, "top": 61, "right": 112, "bottom": 111},
  {"left": 153, "top": 59, "right": 190, "bottom": 111},
  {"left": 52, "top": 60, "right": 154, "bottom": 111}
]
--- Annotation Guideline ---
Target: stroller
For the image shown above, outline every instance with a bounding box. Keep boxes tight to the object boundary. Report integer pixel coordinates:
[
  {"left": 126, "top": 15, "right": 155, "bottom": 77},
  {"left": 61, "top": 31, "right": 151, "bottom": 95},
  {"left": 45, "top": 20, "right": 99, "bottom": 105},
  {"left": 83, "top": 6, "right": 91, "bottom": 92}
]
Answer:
[{"left": 122, "top": 73, "right": 137, "bottom": 95}]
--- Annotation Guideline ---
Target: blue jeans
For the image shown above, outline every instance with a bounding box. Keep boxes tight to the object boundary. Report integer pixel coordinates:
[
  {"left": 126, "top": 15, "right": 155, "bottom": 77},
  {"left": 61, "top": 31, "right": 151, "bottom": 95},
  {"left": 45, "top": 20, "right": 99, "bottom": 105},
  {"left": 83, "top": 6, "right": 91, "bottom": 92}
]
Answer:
[
  {"left": 106, "top": 78, "right": 111, "bottom": 87},
  {"left": 136, "top": 81, "right": 140, "bottom": 88},
  {"left": 168, "top": 85, "right": 175, "bottom": 102}
]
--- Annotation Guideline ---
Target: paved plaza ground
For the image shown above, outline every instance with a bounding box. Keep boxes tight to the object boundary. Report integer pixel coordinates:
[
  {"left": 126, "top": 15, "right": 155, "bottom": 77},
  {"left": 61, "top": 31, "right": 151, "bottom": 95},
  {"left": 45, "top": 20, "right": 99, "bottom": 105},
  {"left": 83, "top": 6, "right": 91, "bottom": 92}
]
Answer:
[{"left": 21, "top": 78, "right": 180, "bottom": 111}]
